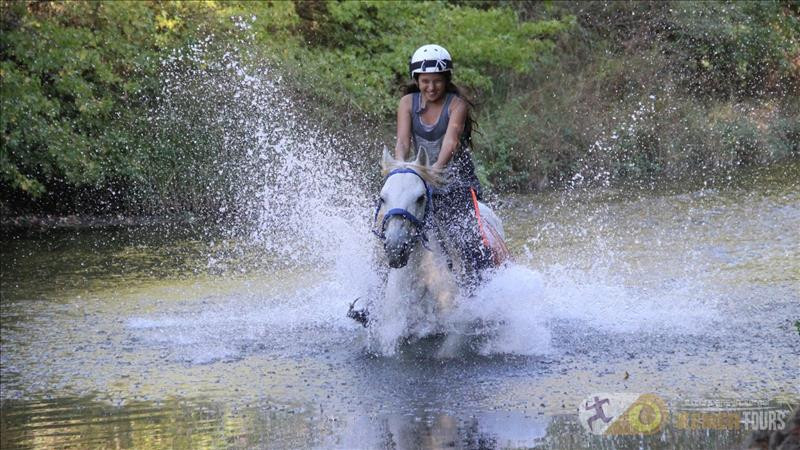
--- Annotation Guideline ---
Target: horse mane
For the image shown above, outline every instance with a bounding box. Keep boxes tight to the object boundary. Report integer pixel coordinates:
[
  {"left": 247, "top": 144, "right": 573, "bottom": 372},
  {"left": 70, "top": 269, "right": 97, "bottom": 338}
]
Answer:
[{"left": 381, "top": 154, "right": 445, "bottom": 187}]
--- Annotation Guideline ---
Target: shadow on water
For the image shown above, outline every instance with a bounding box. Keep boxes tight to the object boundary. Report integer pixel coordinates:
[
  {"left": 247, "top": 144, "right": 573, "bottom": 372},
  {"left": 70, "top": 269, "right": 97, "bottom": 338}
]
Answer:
[{"left": 1, "top": 395, "right": 754, "bottom": 449}]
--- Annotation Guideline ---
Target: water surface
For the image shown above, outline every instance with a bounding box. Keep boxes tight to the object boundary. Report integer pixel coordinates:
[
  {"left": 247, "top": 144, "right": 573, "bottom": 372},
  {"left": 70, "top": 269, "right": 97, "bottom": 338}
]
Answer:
[{"left": 2, "top": 163, "right": 798, "bottom": 448}]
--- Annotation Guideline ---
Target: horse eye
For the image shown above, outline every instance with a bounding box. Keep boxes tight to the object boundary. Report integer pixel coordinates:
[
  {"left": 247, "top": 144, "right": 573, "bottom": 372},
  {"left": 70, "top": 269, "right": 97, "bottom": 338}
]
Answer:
[{"left": 416, "top": 195, "right": 425, "bottom": 204}]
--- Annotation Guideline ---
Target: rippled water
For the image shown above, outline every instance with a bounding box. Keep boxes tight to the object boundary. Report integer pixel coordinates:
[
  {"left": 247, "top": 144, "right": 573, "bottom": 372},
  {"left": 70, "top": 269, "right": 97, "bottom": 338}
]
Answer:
[{"left": 1, "top": 162, "right": 798, "bottom": 448}]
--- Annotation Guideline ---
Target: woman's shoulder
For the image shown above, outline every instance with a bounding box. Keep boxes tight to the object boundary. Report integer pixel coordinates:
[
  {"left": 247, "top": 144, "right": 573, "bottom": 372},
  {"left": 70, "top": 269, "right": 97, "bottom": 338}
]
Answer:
[
  {"left": 398, "top": 93, "right": 414, "bottom": 110},
  {"left": 448, "top": 93, "right": 468, "bottom": 111},
  {"left": 449, "top": 93, "right": 466, "bottom": 104}
]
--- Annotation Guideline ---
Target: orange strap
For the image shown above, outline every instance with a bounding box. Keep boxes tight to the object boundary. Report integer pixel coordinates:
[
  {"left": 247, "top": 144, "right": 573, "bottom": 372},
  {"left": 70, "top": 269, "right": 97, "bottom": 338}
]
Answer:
[
  {"left": 470, "top": 187, "right": 491, "bottom": 249},
  {"left": 470, "top": 187, "right": 511, "bottom": 266}
]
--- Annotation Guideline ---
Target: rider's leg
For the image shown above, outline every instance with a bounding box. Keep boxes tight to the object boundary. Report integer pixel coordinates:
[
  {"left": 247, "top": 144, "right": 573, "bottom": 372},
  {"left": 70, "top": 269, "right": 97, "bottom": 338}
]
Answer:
[{"left": 434, "top": 187, "right": 492, "bottom": 293}]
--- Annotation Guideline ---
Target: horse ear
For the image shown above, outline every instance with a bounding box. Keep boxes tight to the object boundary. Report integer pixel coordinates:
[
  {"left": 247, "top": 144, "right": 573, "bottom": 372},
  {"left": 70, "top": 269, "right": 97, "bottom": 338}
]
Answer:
[
  {"left": 416, "top": 147, "right": 429, "bottom": 167},
  {"left": 381, "top": 146, "right": 392, "bottom": 169}
]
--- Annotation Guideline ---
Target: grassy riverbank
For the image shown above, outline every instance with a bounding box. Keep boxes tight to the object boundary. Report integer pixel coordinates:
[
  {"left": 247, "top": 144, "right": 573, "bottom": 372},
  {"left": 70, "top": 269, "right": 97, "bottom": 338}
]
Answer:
[{"left": 2, "top": 1, "right": 798, "bottom": 217}]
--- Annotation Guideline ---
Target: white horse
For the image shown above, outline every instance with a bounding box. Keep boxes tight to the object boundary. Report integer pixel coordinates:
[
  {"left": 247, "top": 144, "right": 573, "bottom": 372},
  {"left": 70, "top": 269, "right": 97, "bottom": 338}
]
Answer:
[{"left": 354, "top": 147, "right": 507, "bottom": 354}]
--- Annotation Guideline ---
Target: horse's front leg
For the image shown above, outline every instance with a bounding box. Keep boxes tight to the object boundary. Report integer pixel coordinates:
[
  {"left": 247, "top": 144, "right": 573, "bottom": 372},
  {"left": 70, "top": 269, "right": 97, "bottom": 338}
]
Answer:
[
  {"left": 348, "top": 244, "right": 391, "bottom": 327},
  {"left": 418, "top": 247, "right": 458, "bottom": 317}
]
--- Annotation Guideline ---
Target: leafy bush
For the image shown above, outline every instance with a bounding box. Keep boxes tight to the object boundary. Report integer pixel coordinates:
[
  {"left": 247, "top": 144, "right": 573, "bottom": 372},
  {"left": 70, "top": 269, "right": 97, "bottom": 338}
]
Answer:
[
  {"left": 1, "top": 0, "right": 570, "bottom": 213},
  {"left": 667, "top": 1, "right": 800, "bottom": 98},
  {"left": 0, "top": 2, "right": 293, "bottom": 205},
  {"left": 287, "top": 1, "right": 573, "bottom": 117},
  {"left": 473, "top": 0, "right": 800, "bottom": 190}
]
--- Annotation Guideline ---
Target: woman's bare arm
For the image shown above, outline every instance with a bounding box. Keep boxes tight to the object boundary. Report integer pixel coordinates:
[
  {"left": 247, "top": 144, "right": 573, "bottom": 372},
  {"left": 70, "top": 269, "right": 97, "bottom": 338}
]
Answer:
[
  {"left": 433, "top": 96, "right": 467, "bottom": 171},
  {"left": 394, "top": 95, "right": 412, "bottom": 161}
]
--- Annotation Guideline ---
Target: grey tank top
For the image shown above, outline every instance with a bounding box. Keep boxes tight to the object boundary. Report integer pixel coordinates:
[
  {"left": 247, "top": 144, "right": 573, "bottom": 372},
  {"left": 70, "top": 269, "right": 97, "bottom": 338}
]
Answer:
[
  {"left": 411, "top": 92, "right": 454, "bottom": 164},
  {"left": 410, "top": 92, "right": 481, "bottom": 193}
]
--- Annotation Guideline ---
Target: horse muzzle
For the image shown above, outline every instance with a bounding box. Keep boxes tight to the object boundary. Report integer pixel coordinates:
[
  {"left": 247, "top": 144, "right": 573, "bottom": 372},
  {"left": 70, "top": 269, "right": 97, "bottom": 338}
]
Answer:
[
  {"left": 375, "top": 200, "right": 430, "bottom": 269},
  {"left": 385, "top": 239, "right": 413, "bottom": 268}
]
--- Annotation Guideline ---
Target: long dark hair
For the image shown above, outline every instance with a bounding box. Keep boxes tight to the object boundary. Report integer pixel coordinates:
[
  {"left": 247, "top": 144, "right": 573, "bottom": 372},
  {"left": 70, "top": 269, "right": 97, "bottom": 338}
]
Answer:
[{"left": 403, "top": 72, "right": 476, "bottom": 149}]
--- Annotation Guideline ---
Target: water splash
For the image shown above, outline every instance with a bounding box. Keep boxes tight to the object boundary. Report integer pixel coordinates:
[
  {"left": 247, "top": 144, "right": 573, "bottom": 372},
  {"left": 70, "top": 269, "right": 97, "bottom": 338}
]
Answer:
[{"left": 142, "top": 34, "right": 724, "bottom": 361}]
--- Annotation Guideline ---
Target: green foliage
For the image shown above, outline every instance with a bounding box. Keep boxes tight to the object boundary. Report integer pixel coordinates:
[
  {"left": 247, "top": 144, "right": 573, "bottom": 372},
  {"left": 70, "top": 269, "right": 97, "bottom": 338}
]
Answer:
[
  {"left": 473, "top": 0, "right": 800, "bottom": 190},
  {"left": 289, "top": 1, "right": 573, "bottom": 117},
  {"left": 668, "top": 1, "right": 800, "bottom": 97},
  {"left": 2, "top": 2, "right": 166, "bottom": 201},
  {"left": 568, "top": 1, "right": 800, "bottom": 97},
  {"left": 1, "top": 0, "right": 798, "bottom": 215},
  {"left": 0, "top": 0, "right": 296, "bottom": 211}
]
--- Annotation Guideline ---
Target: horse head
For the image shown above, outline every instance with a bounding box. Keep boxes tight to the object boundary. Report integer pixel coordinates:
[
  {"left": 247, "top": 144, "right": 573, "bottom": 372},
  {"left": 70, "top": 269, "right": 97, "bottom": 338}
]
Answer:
[{"left": 376, "top": 147, "right": 438, "bottom": 269}]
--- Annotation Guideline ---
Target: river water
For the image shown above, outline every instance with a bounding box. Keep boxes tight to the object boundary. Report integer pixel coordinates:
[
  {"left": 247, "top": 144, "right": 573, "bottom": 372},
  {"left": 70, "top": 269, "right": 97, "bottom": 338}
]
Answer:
[{"left": 1, "top": 162, "right": 798, "bottom": 449}]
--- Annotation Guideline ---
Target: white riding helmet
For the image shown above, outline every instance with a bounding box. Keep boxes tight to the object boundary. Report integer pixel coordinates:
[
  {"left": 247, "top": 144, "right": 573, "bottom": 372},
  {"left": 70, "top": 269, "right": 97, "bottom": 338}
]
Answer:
[{"left": 409, "top": 44, "right": 453, "bottom": 79}]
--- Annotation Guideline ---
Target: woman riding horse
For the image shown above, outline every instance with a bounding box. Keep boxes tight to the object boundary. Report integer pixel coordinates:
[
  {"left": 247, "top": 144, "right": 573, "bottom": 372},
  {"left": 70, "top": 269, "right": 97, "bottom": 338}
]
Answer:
[{"left": 395, "top": 44, "right": 493, "bottom": 291}]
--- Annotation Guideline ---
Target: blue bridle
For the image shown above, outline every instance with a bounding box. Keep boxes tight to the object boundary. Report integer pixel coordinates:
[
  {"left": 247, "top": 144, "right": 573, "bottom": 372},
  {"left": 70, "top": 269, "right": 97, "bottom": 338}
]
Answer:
[{"left": 372, "top": 168, "right": 434, "bottom": 250}]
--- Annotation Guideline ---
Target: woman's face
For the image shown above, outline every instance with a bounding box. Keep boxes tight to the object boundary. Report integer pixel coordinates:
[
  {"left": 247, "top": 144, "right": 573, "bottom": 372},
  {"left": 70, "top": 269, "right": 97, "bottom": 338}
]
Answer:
[{"left": 416, "top": 73, "right": 447, "bottom": 103}]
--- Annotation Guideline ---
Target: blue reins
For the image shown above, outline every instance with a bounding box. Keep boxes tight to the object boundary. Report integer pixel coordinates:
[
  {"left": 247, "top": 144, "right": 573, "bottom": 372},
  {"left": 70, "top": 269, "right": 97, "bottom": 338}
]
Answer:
[{"left": 372, "top": 168, "right": 434, "bottom": 250}]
